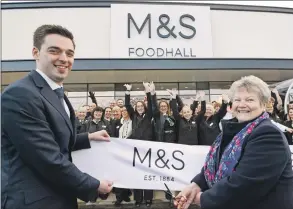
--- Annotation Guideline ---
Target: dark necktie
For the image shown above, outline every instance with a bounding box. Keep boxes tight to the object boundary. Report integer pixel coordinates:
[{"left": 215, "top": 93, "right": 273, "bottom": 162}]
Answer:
[{"left": 54, "top": 87, "right": 65, "bottom": 108}]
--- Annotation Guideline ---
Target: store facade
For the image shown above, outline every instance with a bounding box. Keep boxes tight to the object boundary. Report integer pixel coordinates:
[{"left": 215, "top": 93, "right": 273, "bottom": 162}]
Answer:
[{"left": 2, "top": 1, "right": 293, "bottom": 109}]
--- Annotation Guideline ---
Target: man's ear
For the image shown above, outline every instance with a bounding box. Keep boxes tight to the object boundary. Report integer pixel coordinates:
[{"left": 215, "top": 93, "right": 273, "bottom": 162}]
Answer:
[{"left": 32, "top": 47, "right": 40, "bottom": 60}]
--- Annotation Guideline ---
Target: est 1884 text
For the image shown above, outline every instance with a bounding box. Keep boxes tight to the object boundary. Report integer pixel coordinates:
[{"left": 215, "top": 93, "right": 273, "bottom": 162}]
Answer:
[{"left": 144, "top": 175, "right": 175, "bottom": 182}]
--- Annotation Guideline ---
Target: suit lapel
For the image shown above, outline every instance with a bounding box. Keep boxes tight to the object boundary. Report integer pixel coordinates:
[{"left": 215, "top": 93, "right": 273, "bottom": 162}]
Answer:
[
  {"left": 30, "top": 70, "right": 73, "bottom": 135},
  {"left": 40, "top": 86, "right": 74, "bottom": 135}
]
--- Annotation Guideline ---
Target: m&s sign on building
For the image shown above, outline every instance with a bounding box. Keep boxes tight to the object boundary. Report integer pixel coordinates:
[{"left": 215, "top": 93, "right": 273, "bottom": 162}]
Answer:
[{"left": 110, "top": 4, "right": 214, "bottom": 58}]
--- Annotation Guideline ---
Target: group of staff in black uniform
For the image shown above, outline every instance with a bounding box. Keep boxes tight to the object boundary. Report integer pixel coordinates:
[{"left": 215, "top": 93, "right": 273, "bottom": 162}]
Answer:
[{"left": 75, "top": 82, "right": 293, "bottom": 208}]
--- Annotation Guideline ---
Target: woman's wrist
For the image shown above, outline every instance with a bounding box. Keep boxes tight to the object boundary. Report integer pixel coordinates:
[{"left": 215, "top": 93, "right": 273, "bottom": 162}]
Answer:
[
  {"left": 191, "top": 182, "right": 201, "bottom": 192},
  {"left": 195, "top": 192, "right": 202, "bottom": 206}
]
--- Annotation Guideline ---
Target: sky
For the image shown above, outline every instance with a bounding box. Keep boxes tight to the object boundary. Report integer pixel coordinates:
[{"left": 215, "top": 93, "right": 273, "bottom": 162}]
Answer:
[{"left": 1, "top": 0, "right": 293, "bottom": 9}]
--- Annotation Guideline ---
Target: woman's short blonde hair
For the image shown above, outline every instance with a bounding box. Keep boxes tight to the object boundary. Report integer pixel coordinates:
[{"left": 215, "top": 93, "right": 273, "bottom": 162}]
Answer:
[
  {"left": 78, "top": 107, "right": 87, "bottom": 113},
  {"left": 228, "top": 75, "right": 270, "bottom": 105},
  {"left": 112, "top": 106, "right": 121, "bottom": 112}
]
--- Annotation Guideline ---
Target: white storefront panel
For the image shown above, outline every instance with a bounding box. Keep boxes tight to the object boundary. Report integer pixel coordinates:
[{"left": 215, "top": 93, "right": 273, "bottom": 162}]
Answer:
[
  {"left": 2, "top": 4, "right": 293, "bottom": 60},
  {"left": 2, "top": 8, "right": 111, "bottom": 59}
]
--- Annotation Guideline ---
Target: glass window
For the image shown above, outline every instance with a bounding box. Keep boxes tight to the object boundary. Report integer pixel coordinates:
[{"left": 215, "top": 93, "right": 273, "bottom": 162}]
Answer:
[
  {"left": 64, "top": 84, "right": 88, "bottom": 110},
  {"left": 179, "top": 82, "right": 196, "bottom": 96},
  {"left": 153, "top": 83, "right": 178, "bottom": 98},
  {"left": 210, "top": 82, "right": 232, "bottom": 95},
  {"left": 69, "top": 97, "right": 87, "bottom": 110},
  {"left": 115, "top": 83, "right": 126, "bottom": 99},
  {"left": 210, "top": 95, "right": 224, "bottom": 103},
  {"left": 64, "top": 84, "right": 87, "bottom": 97},
  {"left": 89, "top": 83, "right": 114, "bottom": 92},
  {"left": 114, "top": 83, "right": 126, "bottom": 92},
  {"left": 197, "top": 82, "right": 209, "bottom": 90},
  {"left": 209, "top": 82, "right": 232, "bottom": 103},
  {"left": 115, "top": 83, "right": 146, "bottom": 99},
  {"left": 191, "top": 82, "right": 210, "bottom": 102},
  {"left": 89, "top": 84, "right": 115, "bottom": 108}
]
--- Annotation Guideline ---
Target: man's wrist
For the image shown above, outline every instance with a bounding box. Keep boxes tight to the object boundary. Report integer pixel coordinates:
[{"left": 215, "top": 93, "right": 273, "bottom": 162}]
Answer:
[{"left": 88, "top": 133, "right": 92, "bottom": 141}]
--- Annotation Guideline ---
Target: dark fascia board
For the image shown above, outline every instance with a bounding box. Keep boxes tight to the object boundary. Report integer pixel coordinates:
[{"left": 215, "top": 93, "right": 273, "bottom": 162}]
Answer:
[
  {"left": 2, "top": 59, "right": 293, "bottom": 72},
  {"left": 2, "top": 0, "right": 293, "bottom": 14}
]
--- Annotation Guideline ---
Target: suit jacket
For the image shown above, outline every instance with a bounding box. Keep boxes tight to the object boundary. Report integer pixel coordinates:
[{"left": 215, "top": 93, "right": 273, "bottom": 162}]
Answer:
[
  {"left": 191, "top": 118, "right": 293, "bottom": 209},
  {"left": 1, "top": 70, "right": 100, "bottom": 209}
]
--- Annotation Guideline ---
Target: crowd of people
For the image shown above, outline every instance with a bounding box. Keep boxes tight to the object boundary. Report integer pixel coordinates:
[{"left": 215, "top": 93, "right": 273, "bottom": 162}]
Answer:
[{"left": 73, "top": 81, "right": 293, "bottom": 207}]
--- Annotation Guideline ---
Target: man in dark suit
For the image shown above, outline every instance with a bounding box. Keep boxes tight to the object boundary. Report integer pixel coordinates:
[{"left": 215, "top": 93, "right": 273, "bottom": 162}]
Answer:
[{"left": 1, "top": 24, "right": 113, "bottom": 209}]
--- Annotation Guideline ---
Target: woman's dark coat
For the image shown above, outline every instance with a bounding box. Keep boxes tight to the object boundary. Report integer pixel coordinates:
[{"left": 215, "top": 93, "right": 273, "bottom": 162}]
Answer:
[{"left": 192, "top": 118, "right": 293, "bottom": 209}]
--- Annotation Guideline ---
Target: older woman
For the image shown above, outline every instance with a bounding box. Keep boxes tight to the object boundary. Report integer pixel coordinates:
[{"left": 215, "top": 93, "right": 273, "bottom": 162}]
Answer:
[{"left": 175, "top": 75, "right": 293, "bottom": 209}]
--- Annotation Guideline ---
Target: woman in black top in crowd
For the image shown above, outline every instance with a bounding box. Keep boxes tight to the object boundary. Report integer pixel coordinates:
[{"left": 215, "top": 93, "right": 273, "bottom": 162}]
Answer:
[
  {"left": 284, "top": 108, "right": 293, "bottom": 145},
  {"left": 79, "top": 106, "right": 109, "bottom": 133},
  {"left": 198, "top": 95, "right": 229, "bottom": 145},
  {"left": 149, "top": 82, "right": 177, "bottom": 204},
  {"left": 124, "top": 82, "right": 154, "bottom": 207},
  {"left": 169, "top": 89, "right": 206, "bottom": 145},
  {"left": 150, "top": 82, "right": 177, "bottom": 144}
]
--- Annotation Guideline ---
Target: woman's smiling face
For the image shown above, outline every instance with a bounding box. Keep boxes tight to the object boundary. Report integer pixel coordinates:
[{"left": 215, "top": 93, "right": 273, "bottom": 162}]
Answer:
[{"left": 232, "top": 87, "right": 264, "bottom": 122}]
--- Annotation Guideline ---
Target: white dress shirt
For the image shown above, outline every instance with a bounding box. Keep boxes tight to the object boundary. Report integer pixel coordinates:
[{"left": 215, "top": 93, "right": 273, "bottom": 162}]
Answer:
[
  {"left": 35, "top": 69, "right": 70, "bottom": 117},
  {"left": 119, "top": 118, "right": 132, "bottom": 139}
]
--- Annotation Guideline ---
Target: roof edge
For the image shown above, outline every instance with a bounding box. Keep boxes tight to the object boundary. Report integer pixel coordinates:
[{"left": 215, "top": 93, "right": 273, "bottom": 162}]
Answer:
[{"left": 2, "top": 0, "right": 293, "bottom": 14}]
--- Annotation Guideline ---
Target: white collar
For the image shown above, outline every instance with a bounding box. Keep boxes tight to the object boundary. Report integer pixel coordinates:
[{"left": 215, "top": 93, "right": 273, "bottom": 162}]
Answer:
[{"left": 35, "top": 69, "right": 63, "bottom": 91}]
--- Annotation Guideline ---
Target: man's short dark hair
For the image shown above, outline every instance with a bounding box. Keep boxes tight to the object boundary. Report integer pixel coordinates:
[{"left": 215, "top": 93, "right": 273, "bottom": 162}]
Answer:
[{"left": 33, "top": 24, "right": 75, "bottom": 50}]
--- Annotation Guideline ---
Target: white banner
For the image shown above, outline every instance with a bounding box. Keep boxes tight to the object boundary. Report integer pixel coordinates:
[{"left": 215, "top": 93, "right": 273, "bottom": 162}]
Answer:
[
  {"left": 73, "top": 138, "right": 208, "bottom": 191},
  {"left": 72, "top": 138, "right": 293, "bottom": 191}
]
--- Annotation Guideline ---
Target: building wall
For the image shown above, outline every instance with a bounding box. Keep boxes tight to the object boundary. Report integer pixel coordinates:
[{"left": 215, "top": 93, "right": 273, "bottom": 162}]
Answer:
[
  {"left": 2, "top": 5, "right": 293, "bottom": 60},
  {"left": 2, "top": 8, "right": 111, "bottom": 59}
]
